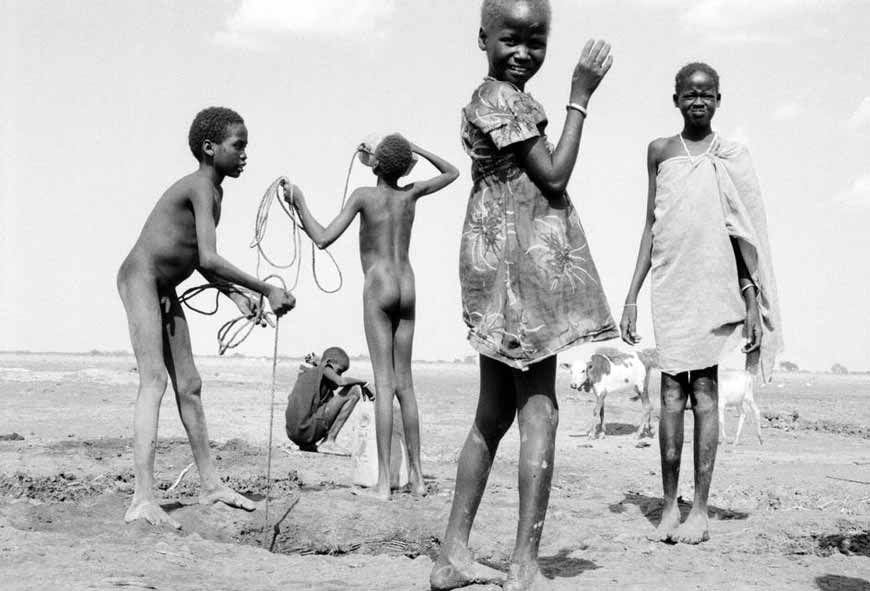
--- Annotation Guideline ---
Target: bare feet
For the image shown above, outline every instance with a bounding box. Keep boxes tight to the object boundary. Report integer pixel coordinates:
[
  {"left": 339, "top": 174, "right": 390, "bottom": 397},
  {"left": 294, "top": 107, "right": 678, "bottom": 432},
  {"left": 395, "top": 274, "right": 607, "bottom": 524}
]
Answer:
[
  {"left": 502, "top": 562, "right": 546, "bottom": 591},
  {"left": 647, "top": 502, "right": 681, "bottom": 542},
  {"left": 429, "top": 547, "right": 505, "bottom": 590},
  {"left": 317, "top": 441, "right": 351, "bottom": 456},
  {"left": 409, "top": 473, "right": 427, "bottom": 497},
  {"left": 350, "top": 486, "right": 391, "bottom": 501},
  {"left": 672, "top": 510, "right": 709, "bottom": 544},
  {"left": 199, "top": 485, "right": 256, "bottom": 511},
  {"left": 125, "top": 497, "right": 181, "bottom": 529}
]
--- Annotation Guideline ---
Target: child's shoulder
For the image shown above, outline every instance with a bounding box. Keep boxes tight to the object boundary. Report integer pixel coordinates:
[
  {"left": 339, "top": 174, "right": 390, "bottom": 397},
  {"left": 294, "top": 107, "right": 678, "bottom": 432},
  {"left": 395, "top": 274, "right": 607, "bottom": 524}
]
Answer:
[
  {"left": 715, "top": 135, "right": 750, "bottom": 157},
  {"left": 647, "top": 135, "right": 681, "bottom": 164},
  {"left": 466, "top": 79, "right": 537, "bottom": 111},
  {"left": 163, "top": 172, "right": 217, "bottom": 202}
]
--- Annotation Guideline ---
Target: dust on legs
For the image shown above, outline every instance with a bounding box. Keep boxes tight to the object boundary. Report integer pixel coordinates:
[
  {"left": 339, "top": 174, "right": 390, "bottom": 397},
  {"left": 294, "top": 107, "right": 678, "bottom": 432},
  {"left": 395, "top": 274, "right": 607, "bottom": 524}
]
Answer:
[
  {"left": 672, "top": 509, "right": 709, "bottom": 544},
  {"left": 647, "top": 501, "right": 681, "bottom": 542},
  {"left": 199, "top": 485, "right": 256, "bottom": 511},
  {"left": 430, "top": 544, "right": 506, "bottom": 590}
]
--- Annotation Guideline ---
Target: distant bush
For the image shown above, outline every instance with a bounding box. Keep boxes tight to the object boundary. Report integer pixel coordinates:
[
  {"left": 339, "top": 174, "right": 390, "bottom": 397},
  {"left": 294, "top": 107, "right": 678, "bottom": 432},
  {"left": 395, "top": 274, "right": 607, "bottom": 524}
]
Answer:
[
  {"left": 831, "top": 363, "right": 849, "bottom": 375},
  {"left": 780, "top": 360, "right": 800, "bottom": 372}
]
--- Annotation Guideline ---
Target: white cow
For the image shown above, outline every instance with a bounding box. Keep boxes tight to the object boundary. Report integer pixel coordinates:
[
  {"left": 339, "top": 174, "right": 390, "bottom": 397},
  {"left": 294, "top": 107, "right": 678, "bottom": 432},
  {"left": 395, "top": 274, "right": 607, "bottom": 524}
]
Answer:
[
  {"left": 718, "top": 370, "right": 763, "bottom": 446},
  {"left": 560, "top": 349, "right": 653, "bottom": 439}
]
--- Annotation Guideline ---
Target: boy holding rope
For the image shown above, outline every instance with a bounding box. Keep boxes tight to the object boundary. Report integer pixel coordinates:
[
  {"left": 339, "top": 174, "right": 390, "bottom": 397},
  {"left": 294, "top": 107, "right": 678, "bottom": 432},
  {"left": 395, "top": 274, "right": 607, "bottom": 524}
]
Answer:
[
  {"left": 117, "top": 107, "right": 296, "bottom": 528},
  {"left": 284, "top": 135, "right": 458, "bottom": 498}
]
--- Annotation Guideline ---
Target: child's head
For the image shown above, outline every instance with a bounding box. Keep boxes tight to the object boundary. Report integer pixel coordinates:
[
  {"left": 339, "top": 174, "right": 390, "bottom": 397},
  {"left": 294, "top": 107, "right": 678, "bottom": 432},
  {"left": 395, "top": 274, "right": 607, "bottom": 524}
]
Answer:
[
  {"left": 479, "top": 0, "right": 551, "bottom": 89},
  {"left": 188, "top": 107, "right": 246, "bottom": 163},
  {"left": 673, "top": 63, "right": 721, "bottom": 129},
  {"left": 371, "top": 134, "right": 415, "bottom": 182},
  {"left": 321, "top": 346, "right": 350, "bottom": 374}
]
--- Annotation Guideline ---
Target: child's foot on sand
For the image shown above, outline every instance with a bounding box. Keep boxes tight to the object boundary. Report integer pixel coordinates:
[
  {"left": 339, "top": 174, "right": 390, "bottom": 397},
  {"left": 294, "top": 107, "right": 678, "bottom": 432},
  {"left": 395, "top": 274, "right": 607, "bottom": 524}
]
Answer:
[
  {"left": 647, "top": 503, "right": 681, "bottom": 542},
  {"left": 317, "top": 441, "right": 351, "bottom": 456},
  {"left": 409, "top": 474, "right": 427, "bottom": 497},
  {"left": 125, "top": 497, "right": 181, "bottom": 529},
  {"left": 502, "top": 561, "right": 547, "bottom": 591},
  {"left": 429, "top": 548, "right": 505, "bottom": 590},
  {"left": 198, "top": 486, "right": 256, "bottom": 511},
  {"left": 350, "top": 486, "right": 391, "bottom": 501},
  {"left": 672, "top": 510, "right": 709, "bottom": 544}
]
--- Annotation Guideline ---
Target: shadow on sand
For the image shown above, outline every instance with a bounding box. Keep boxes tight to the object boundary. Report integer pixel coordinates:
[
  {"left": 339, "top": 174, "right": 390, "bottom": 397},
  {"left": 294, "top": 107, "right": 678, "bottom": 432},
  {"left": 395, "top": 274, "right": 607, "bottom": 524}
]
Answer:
[
  {"left": 815, "top": 575, "right": 870, "bottom": 591},
  {"left": 608, "top": 491, "right": 749, "bottom": 527},
  {"left": 538, "top": 548, "right": 599, "bottom": 579}
]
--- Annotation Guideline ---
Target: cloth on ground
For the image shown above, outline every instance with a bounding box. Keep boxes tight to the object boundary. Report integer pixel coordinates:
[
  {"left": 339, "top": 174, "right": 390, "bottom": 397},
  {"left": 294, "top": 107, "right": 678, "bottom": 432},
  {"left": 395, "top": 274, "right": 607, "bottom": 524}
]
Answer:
[{"left": 650, "top": 134, "right": 782, "bottom": 380}]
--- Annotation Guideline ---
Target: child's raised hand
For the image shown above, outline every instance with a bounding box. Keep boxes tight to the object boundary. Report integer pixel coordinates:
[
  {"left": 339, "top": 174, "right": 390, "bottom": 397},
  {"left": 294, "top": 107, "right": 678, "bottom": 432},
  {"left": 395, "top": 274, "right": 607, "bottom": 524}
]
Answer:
[
  {"left": 570, "top": 39, "right": 613, "bottom": 102},
  {"left": 619, "top": 305, "right": 641, "bottom": 346}
]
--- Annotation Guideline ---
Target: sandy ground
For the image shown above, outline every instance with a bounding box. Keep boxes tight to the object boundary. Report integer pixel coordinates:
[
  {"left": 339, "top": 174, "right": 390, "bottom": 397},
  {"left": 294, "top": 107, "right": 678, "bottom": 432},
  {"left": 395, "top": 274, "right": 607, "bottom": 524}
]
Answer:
[{"left": 1, "top": 352, "right": 869, "bottom": 591}]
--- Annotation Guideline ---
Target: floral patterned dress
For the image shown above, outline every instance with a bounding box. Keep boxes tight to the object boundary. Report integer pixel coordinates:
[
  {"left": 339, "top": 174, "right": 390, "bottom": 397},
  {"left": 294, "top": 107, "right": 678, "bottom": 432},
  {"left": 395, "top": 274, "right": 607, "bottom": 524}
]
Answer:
[{"left": 459, "top": 78, "right": 617, "bottom": 370}]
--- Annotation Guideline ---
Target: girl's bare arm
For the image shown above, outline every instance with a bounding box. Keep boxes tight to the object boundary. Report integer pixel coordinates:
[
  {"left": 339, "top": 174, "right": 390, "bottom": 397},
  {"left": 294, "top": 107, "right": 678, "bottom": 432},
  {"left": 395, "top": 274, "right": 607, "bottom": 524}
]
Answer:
[
  {"left": 620, "top": 140, "right": 663, "bottom": 344},
  {"left": 409, "top": 142, "right": 459, "bottom": 198},
  {"left": 512, "top": 40, "right": 613, "bottom": 200}
]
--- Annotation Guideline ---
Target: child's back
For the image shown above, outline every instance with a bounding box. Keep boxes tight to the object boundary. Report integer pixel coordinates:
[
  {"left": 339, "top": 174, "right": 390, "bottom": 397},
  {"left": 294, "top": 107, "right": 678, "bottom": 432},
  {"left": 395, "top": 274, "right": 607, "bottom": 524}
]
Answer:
[
  {"left": 356, "top": 183, "right": 417, "bottom": 272},
  {"left": 286, "top": 133, "right": 458, "bottom": 499}
]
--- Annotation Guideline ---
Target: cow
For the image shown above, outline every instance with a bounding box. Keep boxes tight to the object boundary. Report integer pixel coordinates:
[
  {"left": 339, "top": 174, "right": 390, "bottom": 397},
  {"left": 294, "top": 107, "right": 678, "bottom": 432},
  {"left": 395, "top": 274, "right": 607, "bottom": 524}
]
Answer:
[
  {"left": 718, "top": 370, "right": 763, "bottom": 446},
  {"left": 560, "top": 348, "right": 653, "bottom": 439}
]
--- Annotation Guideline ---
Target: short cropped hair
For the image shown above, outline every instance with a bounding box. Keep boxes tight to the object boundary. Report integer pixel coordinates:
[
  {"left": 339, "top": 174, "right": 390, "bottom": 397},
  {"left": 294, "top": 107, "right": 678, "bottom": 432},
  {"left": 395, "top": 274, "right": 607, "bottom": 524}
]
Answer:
[
  {"left": 674, "top": 62, "right": 720, "bottom": 94},
  {"left": 374, "top": 134, "right": 414, "bottom": 181},
  {"left": 321, "top": 346, "right": 350, "bottom": 370},
  {"left": 188, "top": 107, "right": 244, "bottom": 161},
  {"left": 481, "top": 0, "right": 551, "bottom": 30}
]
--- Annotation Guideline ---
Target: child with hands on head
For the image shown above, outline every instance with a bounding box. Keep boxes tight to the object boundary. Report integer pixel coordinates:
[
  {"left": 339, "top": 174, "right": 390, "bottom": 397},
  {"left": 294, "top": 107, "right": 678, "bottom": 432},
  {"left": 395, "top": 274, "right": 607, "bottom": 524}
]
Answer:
[{"left": 282, "top": 134, "right": 458, "bottom": 500}]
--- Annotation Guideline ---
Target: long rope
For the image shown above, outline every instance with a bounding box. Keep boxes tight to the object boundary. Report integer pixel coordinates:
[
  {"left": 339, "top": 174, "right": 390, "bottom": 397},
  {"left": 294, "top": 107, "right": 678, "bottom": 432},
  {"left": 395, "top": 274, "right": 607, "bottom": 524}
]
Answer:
[
  {"left": 262, "top": 314, "right": 280, "bottom": 547},
  {"left": 177, "top": 161, "right": 361, "bottom": 547},
  {"left": 250, "top": 177, "right": 346, "bottom": 294}
]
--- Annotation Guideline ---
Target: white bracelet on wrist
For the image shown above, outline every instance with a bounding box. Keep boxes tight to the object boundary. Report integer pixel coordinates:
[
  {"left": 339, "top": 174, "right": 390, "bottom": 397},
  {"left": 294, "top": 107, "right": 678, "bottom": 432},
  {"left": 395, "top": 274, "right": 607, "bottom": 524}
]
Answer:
[{"left": 566, "top": 102, "right": 588, "bottom": 117}]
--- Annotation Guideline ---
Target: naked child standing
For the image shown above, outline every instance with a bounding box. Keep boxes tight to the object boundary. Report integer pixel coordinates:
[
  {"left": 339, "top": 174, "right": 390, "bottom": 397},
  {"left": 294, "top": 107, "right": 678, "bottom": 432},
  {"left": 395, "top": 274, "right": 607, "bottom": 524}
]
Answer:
[{"left": 117, "top": 107, "right": 295, "bottom": 528}]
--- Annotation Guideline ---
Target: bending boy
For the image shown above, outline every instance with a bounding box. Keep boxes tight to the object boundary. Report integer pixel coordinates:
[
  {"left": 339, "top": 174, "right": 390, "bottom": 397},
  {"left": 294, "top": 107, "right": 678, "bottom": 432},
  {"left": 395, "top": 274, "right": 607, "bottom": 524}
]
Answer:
[
  {"left": 117, "top": 107, "right": 296, "bottom": 528},
  {"left": 285, "top": 347, "right": 371, "bottom": 455},
  {"left": 284, "top": 135, "right": 459, "bottom": 498}
]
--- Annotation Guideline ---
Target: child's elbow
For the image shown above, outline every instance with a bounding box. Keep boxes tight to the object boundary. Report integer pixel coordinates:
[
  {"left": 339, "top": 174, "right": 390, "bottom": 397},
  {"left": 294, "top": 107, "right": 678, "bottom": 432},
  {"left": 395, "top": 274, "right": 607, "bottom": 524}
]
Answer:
[
  {"left": 541, "top": 180, "right": 567, "bottom": 199},
  {"left": 198, "top": 252, "right": 220, "bottom": 273},
  {"left": 313, "top": 239, "right": 330, "bottom": 250}
]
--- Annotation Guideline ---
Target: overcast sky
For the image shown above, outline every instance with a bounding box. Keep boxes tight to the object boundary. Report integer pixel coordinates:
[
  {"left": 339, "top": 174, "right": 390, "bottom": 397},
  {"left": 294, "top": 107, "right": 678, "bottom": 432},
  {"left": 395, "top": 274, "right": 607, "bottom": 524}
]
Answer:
[{"left": 2, "top": 0, "right": 869, "bottom": 371}]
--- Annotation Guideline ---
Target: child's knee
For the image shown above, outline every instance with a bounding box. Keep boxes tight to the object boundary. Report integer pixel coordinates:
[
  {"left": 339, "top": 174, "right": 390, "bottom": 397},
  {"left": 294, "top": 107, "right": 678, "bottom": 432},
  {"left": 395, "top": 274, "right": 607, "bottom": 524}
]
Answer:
[
  {"left": 395, "top": 384, "right": 416, "bottom": 404},
  {"left": 138, "top": 370, "right": 168, "bottom": 397},
  {"left": 691, "top": 389, "right": 717, "bottom": 413},
  {"left": 660, "top": 388, "right": 686, "bottom": 413},
  {"left": 519, "top": 400, "right": 559, "bottom": 433},
  {"left": 175, "top": 375, "right": 203, "bottom": 399}
]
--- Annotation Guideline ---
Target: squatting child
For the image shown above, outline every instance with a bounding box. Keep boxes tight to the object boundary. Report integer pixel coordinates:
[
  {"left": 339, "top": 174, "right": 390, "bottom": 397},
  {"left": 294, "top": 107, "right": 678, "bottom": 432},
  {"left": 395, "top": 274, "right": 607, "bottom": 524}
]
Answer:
[
  {"left": 431, "top": 2, "right": 618, "bottom": 589},
  {"left": 285, "top": 346, "right": 372, "bottom": 456},
  {"left": 117, "top": 107, "right": 296, "bottom": 528},
  {"left": 283, "top": 134, "right": 459, "bottom": 499},
  {"left": 620, "top": 63, "right": 782, "bottom": 544}
]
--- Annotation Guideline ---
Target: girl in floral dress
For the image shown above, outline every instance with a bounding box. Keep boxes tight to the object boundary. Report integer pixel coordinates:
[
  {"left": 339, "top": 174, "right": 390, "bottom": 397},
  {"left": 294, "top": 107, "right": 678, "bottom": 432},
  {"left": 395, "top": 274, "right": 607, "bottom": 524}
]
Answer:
[{"left": 431, "top": 1, "right": 616, "bottom": 590}]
